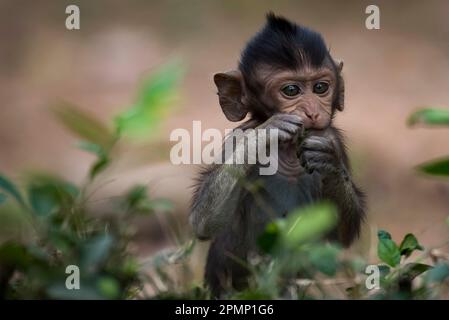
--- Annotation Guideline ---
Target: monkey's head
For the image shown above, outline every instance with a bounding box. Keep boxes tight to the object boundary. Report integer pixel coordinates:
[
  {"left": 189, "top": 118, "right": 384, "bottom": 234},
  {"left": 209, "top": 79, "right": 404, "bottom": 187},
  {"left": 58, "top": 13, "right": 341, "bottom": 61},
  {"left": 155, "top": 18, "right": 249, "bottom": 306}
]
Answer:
[{"left": 214, "top": 13, "right": 344, "bottom": 130}]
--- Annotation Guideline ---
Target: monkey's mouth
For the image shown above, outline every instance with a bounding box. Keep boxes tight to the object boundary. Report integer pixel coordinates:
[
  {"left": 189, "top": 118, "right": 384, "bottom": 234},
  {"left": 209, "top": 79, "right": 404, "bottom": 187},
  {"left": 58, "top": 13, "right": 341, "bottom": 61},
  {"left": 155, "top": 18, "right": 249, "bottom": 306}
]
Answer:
[
  {"left": 297, "top": 115, "right": 316, "bottom": 130},
  {"left": 303, "top": 119, "right": 329, "bottom": 131},
  {"left": 302, "top": 120, "right": 315, "bottom": 130},
  {"left": 285, "top": 111, "right": 316, "bottom": 130}
]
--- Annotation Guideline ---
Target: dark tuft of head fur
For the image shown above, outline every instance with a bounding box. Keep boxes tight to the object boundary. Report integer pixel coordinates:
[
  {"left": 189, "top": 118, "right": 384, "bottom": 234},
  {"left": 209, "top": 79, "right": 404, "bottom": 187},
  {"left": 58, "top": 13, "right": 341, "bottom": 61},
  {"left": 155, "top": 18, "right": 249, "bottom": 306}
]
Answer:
[{"left": 239, "top": 12, "right": 329, "bottom": 80}]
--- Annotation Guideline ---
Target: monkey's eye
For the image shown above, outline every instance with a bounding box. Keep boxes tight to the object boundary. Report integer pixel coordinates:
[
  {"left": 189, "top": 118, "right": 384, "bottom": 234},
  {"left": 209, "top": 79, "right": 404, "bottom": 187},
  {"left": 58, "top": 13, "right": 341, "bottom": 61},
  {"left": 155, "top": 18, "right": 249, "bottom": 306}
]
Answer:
[
  {"left": 281, "top": 84, "right": 301, "bottom": 97},
  {"left": 313, "top": 81, "right": 329, "bottom": 94}
]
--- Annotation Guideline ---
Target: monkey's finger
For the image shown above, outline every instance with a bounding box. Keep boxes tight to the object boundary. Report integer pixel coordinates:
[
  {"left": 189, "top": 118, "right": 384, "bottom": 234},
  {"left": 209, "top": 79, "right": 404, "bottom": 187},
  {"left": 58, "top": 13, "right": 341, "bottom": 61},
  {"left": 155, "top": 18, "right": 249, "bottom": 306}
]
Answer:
[
  {"left": 303, "top": 135, "right": 332, "bottom": 146},
  {"left": 277, "top": 129, "right": 294, "bottom": 141},
  {"left": 303, "top": 160, "right": 338, "bottom": 175},
  {"left": 292, "top": 130, "right": 301, "bottom": 145},
  {"left": 284, "top": 114, "right": 304, "bottom": 125},
  {"left": 300, "top": 137, "right": 334, "bottom": 153},
  {"left": 275, "top": 121, "right": 302, "bottom": 134},
  {"left": 299, "top": 154, "right": 332, "bottom": 170},
  {"left": 274, "top": 113, "right": 304, "bottom": 126},
  {"left": 275, "top": 113, "right": 303, "bottom": 123},
  {"left": 300, "top": 151, "right": 334, "bottom": 164}
]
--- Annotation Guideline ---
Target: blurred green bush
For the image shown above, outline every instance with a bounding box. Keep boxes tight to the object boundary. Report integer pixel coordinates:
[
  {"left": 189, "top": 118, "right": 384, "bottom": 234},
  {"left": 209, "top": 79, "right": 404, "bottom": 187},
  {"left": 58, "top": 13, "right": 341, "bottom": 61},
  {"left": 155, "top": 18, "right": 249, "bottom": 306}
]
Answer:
[{"left": 0, "top": 61, "right": 184, "bottom": 299}]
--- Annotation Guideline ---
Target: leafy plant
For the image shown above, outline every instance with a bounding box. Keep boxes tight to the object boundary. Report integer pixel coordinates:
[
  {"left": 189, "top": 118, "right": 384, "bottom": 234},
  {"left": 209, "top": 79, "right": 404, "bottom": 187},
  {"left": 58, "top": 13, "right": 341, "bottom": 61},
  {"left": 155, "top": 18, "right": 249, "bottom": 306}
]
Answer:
[
  {"left": 0, "top": 61, "right": 186, "bottom": 299},
  {"left": 408, "top": 107, "right": 449, "bottom": 177},
  {"left": 115, "top": 60, "right": 185, "bottom": 139}
]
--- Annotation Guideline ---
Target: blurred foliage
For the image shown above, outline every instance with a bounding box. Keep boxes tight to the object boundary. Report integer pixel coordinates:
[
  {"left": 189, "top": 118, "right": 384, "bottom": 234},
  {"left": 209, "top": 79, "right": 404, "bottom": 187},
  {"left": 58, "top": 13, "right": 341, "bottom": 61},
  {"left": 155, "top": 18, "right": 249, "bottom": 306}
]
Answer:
[
  {"left": 0, "top": 61, "right": 186, "bottom": 299},
  {"left": 0, "top": 163, "right": 145, "bottom": 299},
  {"left": 149, "top": 201, "right": 448, "bottom": 299},
  {"left": 228, "top": 206, "right": 447, "bottom": 299},
  {"left": 115, "top": 60, "right": 185, "bottom": 140},
  {"left": 52, "top": 103, "right": 116, "bottom": 151},
  {"left": 409, "top": 107, "right": 449, "bottom": 177},
  {"left": 129, "top": 190, "right": 447, "bottom": 300},
  {"left": 408, "top": 108, "right": 449, "bottom": 127}
]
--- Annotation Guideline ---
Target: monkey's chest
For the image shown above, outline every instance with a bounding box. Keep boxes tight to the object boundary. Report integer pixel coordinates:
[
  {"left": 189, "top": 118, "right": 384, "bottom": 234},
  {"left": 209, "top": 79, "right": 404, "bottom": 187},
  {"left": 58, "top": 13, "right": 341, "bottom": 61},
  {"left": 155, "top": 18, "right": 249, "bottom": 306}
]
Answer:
[{"left": 248, "top": 172, "right": 320, "bottom": 220}]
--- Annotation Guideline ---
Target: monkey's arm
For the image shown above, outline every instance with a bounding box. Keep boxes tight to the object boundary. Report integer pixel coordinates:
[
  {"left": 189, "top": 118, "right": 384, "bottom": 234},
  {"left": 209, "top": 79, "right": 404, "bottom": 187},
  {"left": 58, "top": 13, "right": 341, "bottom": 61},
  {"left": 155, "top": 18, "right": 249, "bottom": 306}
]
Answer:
[
  {"left": 299, "top": 127, "right": 366, "bottom": 246},
  {"left": 321, "top": 166, "right": 366, "bottom": 246},
  {"left": 190, "top": 114, "right": 303, "bottom": 240},
  {"left": 189, "top": 133, "right": 253, "bottom": 240}
]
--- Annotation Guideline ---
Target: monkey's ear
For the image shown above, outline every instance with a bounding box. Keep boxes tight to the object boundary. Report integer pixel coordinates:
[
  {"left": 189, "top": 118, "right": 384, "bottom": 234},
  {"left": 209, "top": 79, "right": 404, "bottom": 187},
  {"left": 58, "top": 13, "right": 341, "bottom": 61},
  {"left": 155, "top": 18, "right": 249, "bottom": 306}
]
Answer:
[
  {"left": 334, "top": 59, "right": 345, "bottom": 111},
  {"left": 214, "top": 70, "right": 248, "bottom": 122}
]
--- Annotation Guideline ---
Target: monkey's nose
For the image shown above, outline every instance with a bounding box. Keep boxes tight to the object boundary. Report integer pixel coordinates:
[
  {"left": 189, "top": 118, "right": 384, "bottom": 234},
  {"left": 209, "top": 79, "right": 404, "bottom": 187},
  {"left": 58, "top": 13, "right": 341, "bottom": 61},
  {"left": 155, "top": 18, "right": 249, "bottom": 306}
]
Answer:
[{"left": 305, "top": 111, "right": 319, "bottom": 122}]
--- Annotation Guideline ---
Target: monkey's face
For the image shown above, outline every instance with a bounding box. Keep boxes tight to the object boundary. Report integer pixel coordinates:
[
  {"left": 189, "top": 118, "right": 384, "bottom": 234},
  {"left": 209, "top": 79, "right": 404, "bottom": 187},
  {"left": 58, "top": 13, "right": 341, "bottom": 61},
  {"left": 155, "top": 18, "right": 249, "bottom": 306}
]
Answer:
[
  {"left": 213, "top": 59, "right": 344, "bottom": 128},
  {"left": 257, "top": 65, "right": 336, "bottom": 129}
]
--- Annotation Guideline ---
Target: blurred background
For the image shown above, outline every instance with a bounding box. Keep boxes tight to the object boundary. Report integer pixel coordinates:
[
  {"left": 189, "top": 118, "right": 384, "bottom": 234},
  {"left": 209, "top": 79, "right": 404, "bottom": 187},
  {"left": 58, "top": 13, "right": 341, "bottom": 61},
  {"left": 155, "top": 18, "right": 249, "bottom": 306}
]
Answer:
[{"left": 1, "top": 0, "right": 449, "bottom": 284}]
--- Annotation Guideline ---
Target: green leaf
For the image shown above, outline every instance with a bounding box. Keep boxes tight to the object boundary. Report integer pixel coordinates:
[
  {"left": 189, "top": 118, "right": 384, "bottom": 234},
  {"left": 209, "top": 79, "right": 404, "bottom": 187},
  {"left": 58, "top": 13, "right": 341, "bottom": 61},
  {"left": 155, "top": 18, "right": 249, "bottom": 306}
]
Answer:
[
  {"left": 308, "top": 244, "right": 341, "bottom": 276},
  {"left": 425, "top": 263, "right": 449, "bottom": 283},
  {"left": 78, "top": 141, "right": 110, "bottom": 180},
  {"left": 26, "top": 174, "right": 79, "bottom": 216},
  {"left": 137, "top": 61, "right": 183, "bottom": 107},
  {"left": 0, "top": 193, "right": 6, "bottom": 204},
  {"left": 149, "top": 240, "right": 196, "bottom": 268},
  {"left": 378, "top": 264, "right": 391, "bottom": 277},
  {"left": 257, "top": 222, "right": 281, "bottom": 254},
  {"left": 377, "top": 230, "right": 401, "bottom": 267},
  {"left": 121, "top": 257, "right": 139, "bottom": 277},
  {"left": 81, "top": 234, "right": 114, "bottom": 272},
  {"left": 399, "top": 233, "right": 424, "bottom": 258},
  {"left": 28, "top": 184, "right": 59, "bottom": 217},
  {"left": 408, "top": 108, "right": 449, "bottom": 127},
  {"left": 47, "top": 226, "right": 78, "bottom": 254},
  {"left": 89, "top": 156, "right": 110, "bottom": 180},
  {"left": 233, "top": 289, "right": 273, "bottom": 300},
  {"left": 52, "top": 102, "right": 114, "bottom": 150},
  {"left": 416, "top": 157, "right": 449, "bottom": 177},
  {"left": 377, "top": 230, "right": 392, "bottom": 240},
  {"left": 147, "top": 198, "right": 174, "bottom": 213},
  {"left": 446, "top": 216, "right": 449, "bottom": 229},
  {"left": 123, "top": 185, "right": 152, "bottom": 214},
  {"left": 115, "top": 60, "right": 185, "bottom": 138},
  {"left": 77, "top": 141, "right": 107, "bottom": 158},
  {"left": 97, "top": 276, "right": 120, "bottom": 299},
  {"left": 0, "top": 242, "right": 31, "bottom": 269},
  {"left": 0, "top": 174, "right": 26, "bottom": 207},
  {"left": 0, "top": 208, "right": 32, "bottom": 241},
  {"left": 348, "top": 257, "right": 366, "bottom": 273},
  {"left": 282, "top": 202, "right": 337, "bottom": 247},
  {"left": 401, "top": 263, "right": 432, "bottom": 280},
  {"left": 122, "top": 185, "right": 173, "bottom": 215},
  {"left": 125, "top": 185, "right": 148, "bottom": 209}
]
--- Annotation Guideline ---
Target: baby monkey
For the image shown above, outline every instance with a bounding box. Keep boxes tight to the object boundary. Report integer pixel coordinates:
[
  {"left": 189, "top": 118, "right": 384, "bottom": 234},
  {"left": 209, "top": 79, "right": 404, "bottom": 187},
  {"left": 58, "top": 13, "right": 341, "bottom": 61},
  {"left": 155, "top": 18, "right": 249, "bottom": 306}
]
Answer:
[{"left": 190, "top": 13, "right": 366, "bottom": 296}]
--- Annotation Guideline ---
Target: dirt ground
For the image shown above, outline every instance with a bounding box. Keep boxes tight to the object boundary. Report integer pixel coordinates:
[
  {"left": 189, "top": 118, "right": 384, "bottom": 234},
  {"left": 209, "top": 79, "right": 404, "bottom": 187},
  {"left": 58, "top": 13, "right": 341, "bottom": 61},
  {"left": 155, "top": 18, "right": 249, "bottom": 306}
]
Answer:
[{"left": 1, "top": 1, "right": 449, "bottom": 270}]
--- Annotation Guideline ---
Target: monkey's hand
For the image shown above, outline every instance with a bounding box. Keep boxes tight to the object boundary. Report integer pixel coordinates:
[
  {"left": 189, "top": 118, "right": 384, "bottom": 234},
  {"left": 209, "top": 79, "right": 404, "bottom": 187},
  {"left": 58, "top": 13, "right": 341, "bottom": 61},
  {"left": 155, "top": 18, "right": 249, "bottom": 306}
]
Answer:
[
  {"left": 257, "top": 114, "right": 304, "bottom": 142},
  {"left": 298, "top": 130, "right": 366, "bottom": 247},
  {"left": 298, "top": 134, "right": 348, "bottom": 180}
]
